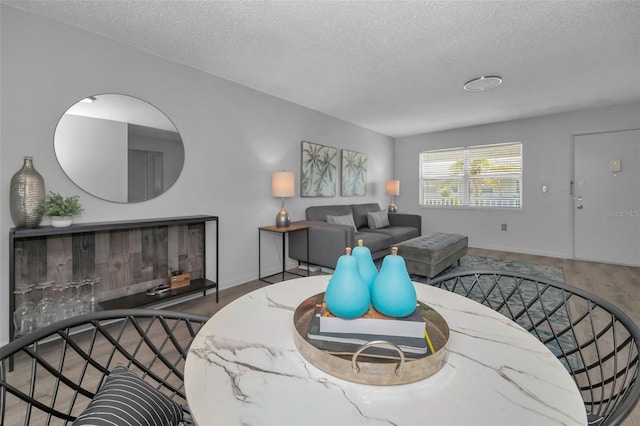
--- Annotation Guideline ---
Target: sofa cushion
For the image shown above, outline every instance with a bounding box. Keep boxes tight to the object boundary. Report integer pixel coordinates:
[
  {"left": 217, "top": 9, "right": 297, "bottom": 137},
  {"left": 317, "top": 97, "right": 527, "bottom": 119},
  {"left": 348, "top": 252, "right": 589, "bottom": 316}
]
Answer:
[
  {"left": 355, "top": 231, "right": 392, "bottom": 254},
  {"left": 350, "top": 203, "right": 383, "bottom": 229},
  {"left": 366, "top": 226, "right": 420, "bottom": 244},
  {"left": 367, "top": 210, "right": 389, "bottom": 229},
  {"left": 73, "top": 364, "right": 183, "bottom": 426},
  {"left": 327, "top": 213, "right": 357, "bottom": 231},
  {"left": 306, "top": 205, "right": 354, "bottom": 222}
]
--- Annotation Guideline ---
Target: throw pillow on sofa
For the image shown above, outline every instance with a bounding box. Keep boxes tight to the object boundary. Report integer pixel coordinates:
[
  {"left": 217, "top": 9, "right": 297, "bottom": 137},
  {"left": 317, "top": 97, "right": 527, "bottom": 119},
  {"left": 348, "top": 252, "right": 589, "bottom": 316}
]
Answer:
[
  {"left": 327, "top": 213, "right": 357, "bottom": 231},
  {"left": 367, "top": 210, "right": 390, "bottom": 229},
  {"left": 73, "top": 364, "right": 183, "bottom": 426}
]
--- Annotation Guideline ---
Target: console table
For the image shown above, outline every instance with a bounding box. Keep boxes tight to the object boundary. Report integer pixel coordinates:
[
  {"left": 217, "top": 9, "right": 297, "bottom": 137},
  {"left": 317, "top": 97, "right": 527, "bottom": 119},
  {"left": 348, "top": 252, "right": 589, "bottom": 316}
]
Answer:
[
  {"left": 185, "top": 276, "right": 587, "bottom": 425},
  {"left": 9, "top": 215, "right": 218, "bottom": 345}
]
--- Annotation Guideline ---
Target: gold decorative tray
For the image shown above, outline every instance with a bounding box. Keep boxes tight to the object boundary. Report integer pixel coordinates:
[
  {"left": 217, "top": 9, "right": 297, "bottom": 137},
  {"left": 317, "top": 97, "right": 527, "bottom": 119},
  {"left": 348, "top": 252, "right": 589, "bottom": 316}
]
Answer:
[{"left": 293, "top": 292, "right": 450, "bottom": 385}]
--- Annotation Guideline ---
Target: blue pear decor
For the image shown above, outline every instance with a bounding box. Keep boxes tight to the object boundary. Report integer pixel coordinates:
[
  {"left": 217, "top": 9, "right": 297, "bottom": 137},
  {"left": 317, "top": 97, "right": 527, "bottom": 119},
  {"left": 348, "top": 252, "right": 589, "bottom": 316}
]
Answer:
[
  {"left": 371, "top": 247, "right": 417, "bottom": 317},
  {"left": 325, "top": 247, "right": 371, "bottom": 319},
  {"left": 352, "top": 239, "right": 378, "bottom": 292}
]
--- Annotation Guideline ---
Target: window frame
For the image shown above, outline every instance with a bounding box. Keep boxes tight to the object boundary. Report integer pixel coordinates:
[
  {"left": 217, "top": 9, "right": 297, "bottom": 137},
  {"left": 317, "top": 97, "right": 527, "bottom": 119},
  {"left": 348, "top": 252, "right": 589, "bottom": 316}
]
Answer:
[{"left": 419, "top": 142, "right": 523, "bottom": 209}]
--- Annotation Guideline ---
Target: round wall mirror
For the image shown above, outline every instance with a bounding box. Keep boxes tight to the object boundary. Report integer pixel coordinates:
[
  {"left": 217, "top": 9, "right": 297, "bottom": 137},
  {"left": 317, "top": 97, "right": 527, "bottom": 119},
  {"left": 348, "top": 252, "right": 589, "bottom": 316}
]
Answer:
[{"left": 54, "top": 94, "right": 185, "bottom": 203}]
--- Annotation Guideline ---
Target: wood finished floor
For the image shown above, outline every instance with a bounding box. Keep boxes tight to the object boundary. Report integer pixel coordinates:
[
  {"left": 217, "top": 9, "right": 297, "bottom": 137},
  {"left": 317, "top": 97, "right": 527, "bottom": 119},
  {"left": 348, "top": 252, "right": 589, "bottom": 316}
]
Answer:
[{"left": 173, "top": 247, "right": 640, "bottom": 426}]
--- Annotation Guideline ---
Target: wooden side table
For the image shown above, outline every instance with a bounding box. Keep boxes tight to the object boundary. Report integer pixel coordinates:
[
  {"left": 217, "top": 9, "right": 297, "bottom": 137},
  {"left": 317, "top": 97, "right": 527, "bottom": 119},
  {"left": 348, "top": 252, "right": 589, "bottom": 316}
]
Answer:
[{"left": 258, "top": 224, "right": 309, "bottom": 283}]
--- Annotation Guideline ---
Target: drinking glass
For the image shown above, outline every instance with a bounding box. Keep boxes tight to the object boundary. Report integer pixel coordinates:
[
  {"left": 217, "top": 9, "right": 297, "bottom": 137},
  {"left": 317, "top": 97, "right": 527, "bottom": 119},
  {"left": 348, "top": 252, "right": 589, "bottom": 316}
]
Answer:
[
  {"left": 35, "top": 281, "right": 58, "bottom": 328},
  {"left": 53, "top": 282, "right": 75, "bottom": 321},
  {"left": 13, "top": 284, "right": 37, "bottom": 335},
  {"left": 70, "top": 280, "right": 90, "bottom": 316},
  {"left": 82, "top": 277, "right": 101, "bottom": 312}
]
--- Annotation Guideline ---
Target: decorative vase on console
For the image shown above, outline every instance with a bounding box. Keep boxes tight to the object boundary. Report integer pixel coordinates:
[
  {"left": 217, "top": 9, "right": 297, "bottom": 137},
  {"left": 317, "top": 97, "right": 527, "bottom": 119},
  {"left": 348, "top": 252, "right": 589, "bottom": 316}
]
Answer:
[
  {"left": 371, "top": 246, "right": 417, "bottom": 317},
  {"left": 10, "top": 156, "right": 45, "bottom": 228},
  {"left": 324, "top": 247, "right": 371, "bottom": 319}
]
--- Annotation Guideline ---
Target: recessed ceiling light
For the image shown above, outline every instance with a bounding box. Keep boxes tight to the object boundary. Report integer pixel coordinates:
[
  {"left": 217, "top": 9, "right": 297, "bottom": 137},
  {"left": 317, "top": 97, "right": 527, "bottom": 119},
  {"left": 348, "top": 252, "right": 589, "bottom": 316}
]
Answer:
[{"left": 463, "top": 75, "right": 503, "bottom": 92}]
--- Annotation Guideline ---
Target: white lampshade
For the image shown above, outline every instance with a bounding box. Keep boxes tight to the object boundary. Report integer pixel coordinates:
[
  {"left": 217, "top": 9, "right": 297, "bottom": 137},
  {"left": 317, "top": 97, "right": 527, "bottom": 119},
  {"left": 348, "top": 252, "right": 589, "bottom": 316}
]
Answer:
[
  {"left": 385, "top": 180, "right": 400, "bottom": 196},
  {"left": 272, "top": 171, "right": 294, "bottom": 197}
]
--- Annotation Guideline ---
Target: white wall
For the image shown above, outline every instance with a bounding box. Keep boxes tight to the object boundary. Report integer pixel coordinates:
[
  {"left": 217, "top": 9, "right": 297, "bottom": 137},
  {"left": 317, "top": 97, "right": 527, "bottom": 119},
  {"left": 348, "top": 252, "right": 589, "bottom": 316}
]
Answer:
[
  {"left": 395, "top": 102, "right": 640, "bottom": 257},
  {"left": 0, "top": 6, "right": 394, "bottom": 345}
]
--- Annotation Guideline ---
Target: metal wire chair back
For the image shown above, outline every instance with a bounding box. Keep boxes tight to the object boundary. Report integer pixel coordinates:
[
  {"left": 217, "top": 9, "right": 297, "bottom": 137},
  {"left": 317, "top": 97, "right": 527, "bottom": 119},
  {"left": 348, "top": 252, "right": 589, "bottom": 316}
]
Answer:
[
  {"left": 427, "top": 270, "right": 640, "bottom": 426},
  {"left": 0, "top": 309, "right": 208, "bottom": 425}
]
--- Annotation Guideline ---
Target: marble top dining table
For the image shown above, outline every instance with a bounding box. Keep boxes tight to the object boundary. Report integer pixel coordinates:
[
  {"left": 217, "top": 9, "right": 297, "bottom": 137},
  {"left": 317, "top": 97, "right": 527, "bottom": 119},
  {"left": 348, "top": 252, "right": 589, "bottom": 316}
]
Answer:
[{"left": 185, "top": 275, "right": 587, "bottom": 425}]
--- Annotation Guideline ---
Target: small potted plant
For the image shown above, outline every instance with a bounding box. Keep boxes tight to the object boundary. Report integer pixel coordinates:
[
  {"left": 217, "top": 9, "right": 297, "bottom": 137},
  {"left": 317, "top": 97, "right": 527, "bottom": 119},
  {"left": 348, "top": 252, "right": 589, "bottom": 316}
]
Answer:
[{"left": 38, "top": 191, "right": 85, "bottom": 227}]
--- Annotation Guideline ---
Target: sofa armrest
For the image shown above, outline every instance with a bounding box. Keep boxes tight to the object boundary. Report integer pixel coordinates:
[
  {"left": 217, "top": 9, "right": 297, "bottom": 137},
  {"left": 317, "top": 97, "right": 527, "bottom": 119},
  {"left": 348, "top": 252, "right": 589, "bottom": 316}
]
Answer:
[
  {"left": 289, "top": 221, "right": 356, "bottom": 269},
  {"left": 388, "top": 213, "right": 422, "bottom": 235}
]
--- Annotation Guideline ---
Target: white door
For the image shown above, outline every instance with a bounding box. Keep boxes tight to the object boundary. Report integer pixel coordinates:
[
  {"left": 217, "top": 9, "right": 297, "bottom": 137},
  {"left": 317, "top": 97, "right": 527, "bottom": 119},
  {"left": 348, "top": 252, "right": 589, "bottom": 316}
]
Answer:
[{"left": 574, "top": 129, "right": 640, "bottom": 266}]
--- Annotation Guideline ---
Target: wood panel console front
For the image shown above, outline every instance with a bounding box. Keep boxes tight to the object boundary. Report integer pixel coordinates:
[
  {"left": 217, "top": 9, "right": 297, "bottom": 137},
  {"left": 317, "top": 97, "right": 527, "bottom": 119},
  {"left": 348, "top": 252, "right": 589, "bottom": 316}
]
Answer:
[{"left": 9, "top": 215, "right": 218, "bottom": 344}]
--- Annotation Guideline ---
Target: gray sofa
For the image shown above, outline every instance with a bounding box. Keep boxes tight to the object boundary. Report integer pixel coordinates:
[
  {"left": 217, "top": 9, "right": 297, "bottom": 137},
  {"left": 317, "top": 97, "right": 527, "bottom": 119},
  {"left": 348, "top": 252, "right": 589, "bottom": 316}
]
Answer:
[{"left": 289, "top": 203, "right": 421, "bottom": 270}]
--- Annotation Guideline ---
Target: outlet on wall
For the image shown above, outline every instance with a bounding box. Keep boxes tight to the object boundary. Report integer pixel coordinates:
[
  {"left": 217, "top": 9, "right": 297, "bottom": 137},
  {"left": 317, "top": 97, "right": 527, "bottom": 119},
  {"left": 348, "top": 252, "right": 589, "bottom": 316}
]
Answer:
[{"left": 501, "top": 224, "right": 507, "bottom": 231}]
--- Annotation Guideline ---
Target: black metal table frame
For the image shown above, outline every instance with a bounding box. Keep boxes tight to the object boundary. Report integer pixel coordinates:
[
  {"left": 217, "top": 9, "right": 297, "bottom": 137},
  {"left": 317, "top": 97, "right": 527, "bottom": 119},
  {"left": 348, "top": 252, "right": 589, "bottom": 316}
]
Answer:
[{"left": 258, "top": 225, "right": 309, "bottom": 283}]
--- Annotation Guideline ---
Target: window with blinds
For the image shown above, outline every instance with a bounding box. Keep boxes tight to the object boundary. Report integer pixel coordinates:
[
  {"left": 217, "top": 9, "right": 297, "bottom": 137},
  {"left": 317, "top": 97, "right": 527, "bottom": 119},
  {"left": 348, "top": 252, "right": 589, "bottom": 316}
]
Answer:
[{"left": 419, "top": 142, "right": 522, "bottom": 208}]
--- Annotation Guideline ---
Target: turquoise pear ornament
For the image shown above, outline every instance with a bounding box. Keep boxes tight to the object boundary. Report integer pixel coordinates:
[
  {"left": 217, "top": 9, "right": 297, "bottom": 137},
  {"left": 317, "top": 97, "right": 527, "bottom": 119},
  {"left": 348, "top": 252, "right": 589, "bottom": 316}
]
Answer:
[
  {"left": 325, "top": 247, "right": 371, "bottom": 319},
  {"left": 352, "top": 239, "right": 378, "bottom": 292},
  {"left": 371, "top": 247, "right": 417, "bottom": 317}
]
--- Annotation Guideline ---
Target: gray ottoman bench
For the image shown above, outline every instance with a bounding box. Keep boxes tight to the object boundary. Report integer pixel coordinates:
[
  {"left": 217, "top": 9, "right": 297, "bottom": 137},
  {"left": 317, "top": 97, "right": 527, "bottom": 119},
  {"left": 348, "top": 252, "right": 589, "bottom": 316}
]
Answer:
[{"left": 396, "top": 233, "right": 468, "bottom": 278}]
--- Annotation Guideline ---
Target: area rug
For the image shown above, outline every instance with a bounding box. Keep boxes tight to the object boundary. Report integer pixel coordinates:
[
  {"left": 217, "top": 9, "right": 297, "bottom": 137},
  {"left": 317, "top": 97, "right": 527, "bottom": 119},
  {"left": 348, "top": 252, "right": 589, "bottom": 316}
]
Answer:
[
  {"left": 325, "top": 254, "right": 580, "bottom": 370},
  {"left": 424, "top": 255, "right": 577, "bottom": 367},
  {"left": 431, "top": 254, "right": 565, "bottom": 282},
  {"left": 374, "top": 254, "right": 565, "bottom": 283},
  {"left": 374, "top": 254, "right": 574, "bottom": 365}
]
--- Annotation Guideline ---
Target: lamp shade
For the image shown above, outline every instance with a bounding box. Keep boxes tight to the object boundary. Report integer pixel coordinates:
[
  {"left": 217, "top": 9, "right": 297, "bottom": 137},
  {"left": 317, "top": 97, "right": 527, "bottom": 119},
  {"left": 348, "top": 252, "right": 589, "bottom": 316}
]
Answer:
[
  {"left": 385, "top": 180, "right": 400, "bottom": 196},
  {"left": 272, "top": 171, "right": 294, "bottom": 197}
]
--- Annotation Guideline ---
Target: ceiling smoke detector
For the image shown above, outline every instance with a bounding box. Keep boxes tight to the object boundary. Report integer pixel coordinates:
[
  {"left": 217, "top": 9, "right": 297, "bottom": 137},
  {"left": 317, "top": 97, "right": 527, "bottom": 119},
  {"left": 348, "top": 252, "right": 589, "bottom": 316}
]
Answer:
[{"left": 463, "top": 75, "right": 503, "bottom": 92}]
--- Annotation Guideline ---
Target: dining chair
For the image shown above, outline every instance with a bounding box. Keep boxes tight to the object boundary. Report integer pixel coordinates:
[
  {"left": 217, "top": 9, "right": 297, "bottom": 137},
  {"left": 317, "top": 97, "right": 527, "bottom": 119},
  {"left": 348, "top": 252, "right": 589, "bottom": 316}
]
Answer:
[
  {"left": 0, "top": 309, "right": 208, "bottom": 425},
  {"left": 427, "top": 270, "right": 640, "bottom": 426}
]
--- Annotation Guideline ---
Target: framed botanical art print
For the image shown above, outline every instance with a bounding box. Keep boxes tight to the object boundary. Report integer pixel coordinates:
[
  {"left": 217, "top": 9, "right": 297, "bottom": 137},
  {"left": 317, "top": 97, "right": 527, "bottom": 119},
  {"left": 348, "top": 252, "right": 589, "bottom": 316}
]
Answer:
[
  {"left": 341, "top": 149, "right": 367, "bottom": 196},
  {"left": 301, "top": 141, "right": 337, "bottom": 197}
]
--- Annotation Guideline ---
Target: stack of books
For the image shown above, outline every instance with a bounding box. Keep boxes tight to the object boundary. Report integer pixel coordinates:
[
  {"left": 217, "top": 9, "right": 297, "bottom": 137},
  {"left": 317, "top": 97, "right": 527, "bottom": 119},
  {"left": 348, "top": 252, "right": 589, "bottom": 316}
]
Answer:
[{"left": 306, "top": 302, "right": 434, "bottom": 359}]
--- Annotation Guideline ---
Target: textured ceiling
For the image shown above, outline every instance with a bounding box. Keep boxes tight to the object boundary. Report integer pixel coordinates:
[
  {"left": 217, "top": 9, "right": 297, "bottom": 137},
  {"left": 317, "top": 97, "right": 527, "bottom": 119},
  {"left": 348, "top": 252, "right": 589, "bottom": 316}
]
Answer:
[{"left": 4, "top": 0, "right": 640, "bottom": 137}]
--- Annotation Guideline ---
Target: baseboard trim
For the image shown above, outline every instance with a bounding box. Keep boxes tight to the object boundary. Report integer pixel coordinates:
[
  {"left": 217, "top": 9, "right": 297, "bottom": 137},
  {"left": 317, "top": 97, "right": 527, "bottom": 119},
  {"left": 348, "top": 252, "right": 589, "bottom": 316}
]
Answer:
[{"left": 297, "top": 263, "right": 321, "bottom": 272}]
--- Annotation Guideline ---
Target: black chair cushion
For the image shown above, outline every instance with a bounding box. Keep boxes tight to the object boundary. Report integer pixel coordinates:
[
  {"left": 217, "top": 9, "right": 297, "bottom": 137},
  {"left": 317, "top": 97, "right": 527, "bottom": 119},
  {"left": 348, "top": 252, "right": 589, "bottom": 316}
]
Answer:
[{"left": 73, "top": 364, "right": 183, "bottom": 426}]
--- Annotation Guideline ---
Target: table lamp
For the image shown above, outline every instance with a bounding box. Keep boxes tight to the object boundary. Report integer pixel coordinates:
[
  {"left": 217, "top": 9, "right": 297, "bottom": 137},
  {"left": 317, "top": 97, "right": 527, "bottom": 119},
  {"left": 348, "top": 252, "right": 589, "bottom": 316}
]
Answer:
[
  {"left": 385, "top": 180, "right": 400, "bottom": 213},
  {"left": 272, "top": 171, "right": 294, "bottom": 227}
]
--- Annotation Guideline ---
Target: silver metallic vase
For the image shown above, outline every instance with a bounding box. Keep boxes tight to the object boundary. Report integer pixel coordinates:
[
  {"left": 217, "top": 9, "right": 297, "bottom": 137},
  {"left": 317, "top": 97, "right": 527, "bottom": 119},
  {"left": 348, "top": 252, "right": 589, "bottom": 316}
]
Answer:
[{"left": 10, "top": 156, "right": 45, "bottom": 228}]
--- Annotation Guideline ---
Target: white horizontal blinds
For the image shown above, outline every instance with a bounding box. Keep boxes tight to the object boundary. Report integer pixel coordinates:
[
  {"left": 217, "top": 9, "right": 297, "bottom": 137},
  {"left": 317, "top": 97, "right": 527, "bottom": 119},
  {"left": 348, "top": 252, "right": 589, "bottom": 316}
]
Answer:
[
  {"left": 420, "top": 142, "right": 522, "bottom": 208},
  {"left": 420, "top": 148, "right": 465, "bottom": 206},
  {"left": 468, "top": 143, "right": 522, "bottom": 208}
]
